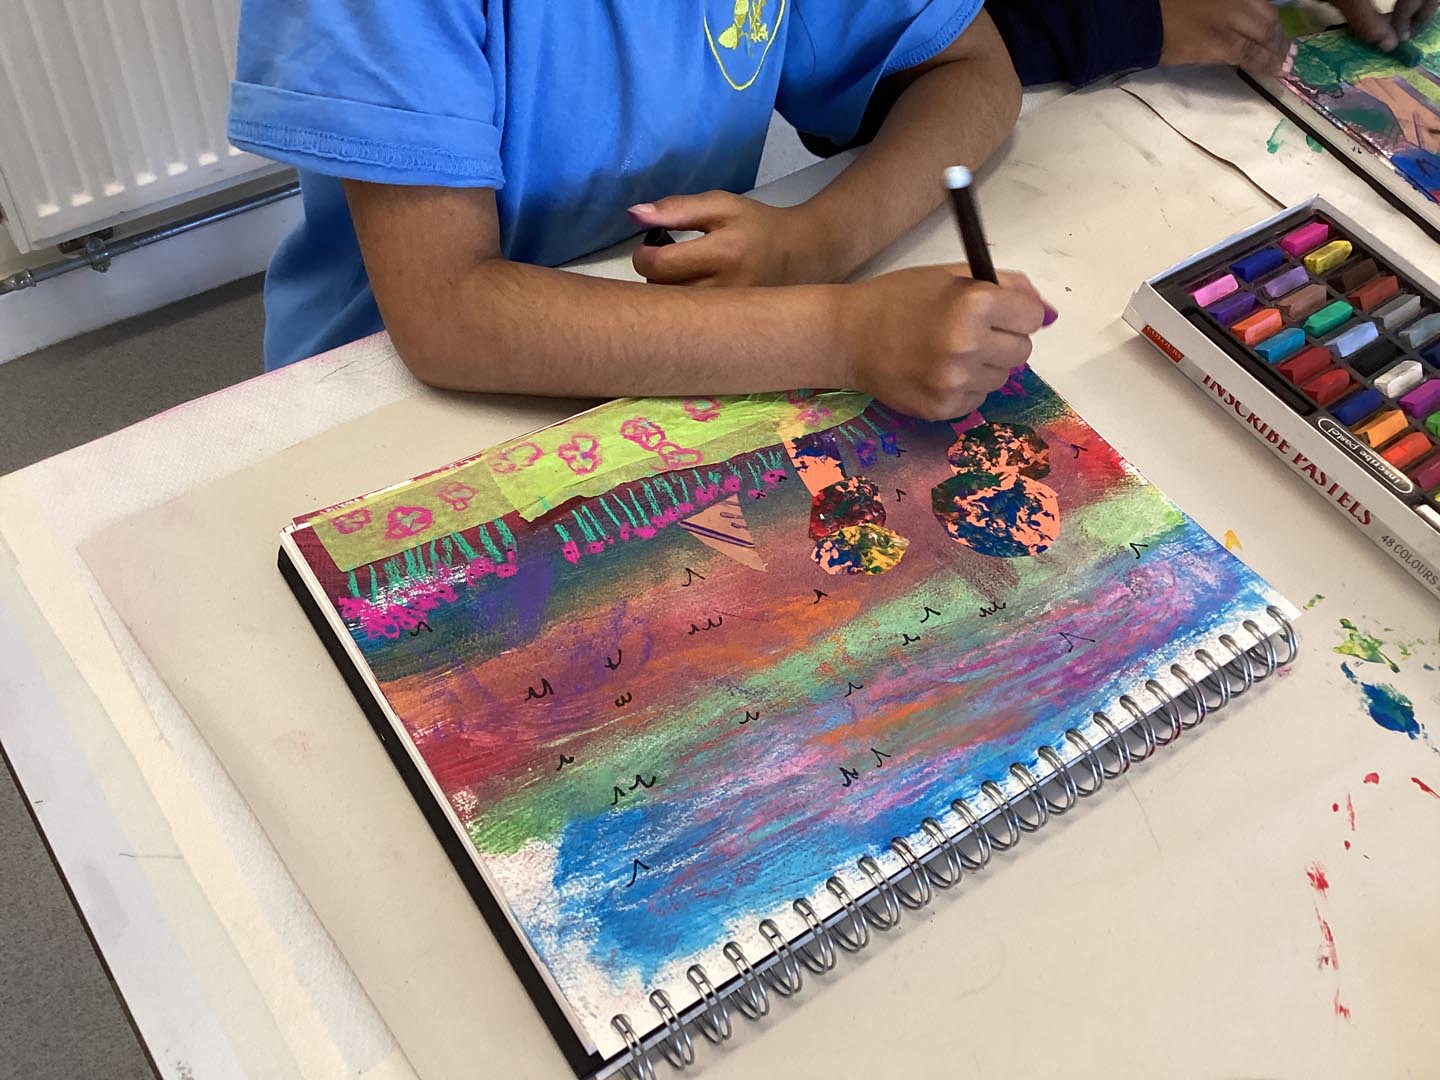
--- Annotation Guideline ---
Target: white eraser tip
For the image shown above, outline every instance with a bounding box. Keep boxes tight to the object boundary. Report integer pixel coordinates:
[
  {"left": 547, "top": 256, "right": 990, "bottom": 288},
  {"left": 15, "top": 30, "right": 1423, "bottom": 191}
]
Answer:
[{"left": 943, "top": 165, "right": 972, "bottom": 190}]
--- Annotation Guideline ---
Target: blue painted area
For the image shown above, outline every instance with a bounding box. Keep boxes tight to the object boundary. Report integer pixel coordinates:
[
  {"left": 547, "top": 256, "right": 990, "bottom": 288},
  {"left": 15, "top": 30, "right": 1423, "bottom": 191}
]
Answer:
[
  {"left": 1391, "top": 148, "right": 1440, "bottom": 205},
  {"left": 1340, "top": 661, "right": 1421, "bottom": 738}
]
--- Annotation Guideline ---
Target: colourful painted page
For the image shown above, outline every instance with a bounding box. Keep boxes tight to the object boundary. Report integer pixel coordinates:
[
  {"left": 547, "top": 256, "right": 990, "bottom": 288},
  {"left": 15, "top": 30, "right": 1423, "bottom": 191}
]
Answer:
[
  {"left": 1280, "top": 22, "right": 1440, "bottom": 202},
  {"left": 283, "top": 371, "right": 1291, "bottom": 1062}
]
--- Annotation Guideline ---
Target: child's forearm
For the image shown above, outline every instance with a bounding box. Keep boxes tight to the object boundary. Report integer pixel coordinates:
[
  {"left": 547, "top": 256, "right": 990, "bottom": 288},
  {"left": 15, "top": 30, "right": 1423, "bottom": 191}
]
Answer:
[
  {"left": 385, "top": 258, "right": 851, "bottom": 397},
  {"left": 795, "top": 12, "right": 1022, "bottom": 281}
]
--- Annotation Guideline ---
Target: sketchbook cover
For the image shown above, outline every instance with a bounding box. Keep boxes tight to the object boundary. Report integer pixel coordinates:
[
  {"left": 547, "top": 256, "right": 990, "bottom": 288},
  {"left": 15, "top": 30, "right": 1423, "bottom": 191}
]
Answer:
[
  {"left": 1279, "top": 22, "right": 1440, "bottom": 204},
  {"left": 280, "top": 370, "right": 1292, "bottom": 1070}
]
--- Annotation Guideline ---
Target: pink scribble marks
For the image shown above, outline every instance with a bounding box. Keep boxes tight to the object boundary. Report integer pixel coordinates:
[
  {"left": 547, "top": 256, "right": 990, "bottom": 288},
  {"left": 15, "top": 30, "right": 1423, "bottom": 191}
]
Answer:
[
  {"left": 1412, "top": 776, "right": 1440, "bottom": 799},
  {"left": 1363, "top": 771, "right": 1380, "bottom": 785},
  {"left": 331, "top": 508, "right": 372, "bottom": 535},
  {"left": 1345, "top": 794, "right": 1355, "bottom": 831},
  {"left": 1334, "top": 990, "right": 1351, "bottom": 1020},
  {"left": 682, "top": 397, "right": 722, "bottom": 423},
  {"left": 557, "top": 435, "right": 602, "bottom": 476},
  {"left": 384, "top": 505, "right": 433, "bottom": 540},
  {"left": 620, "top": 415, "right": 702, "bottom": 471},
  {"left": 1306, "top": 861, "right": 1331, "bottom": 898}
]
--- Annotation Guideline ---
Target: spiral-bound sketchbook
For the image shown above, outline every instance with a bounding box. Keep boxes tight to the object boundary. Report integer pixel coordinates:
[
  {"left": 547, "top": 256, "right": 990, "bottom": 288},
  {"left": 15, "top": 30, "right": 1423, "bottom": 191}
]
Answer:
[{"left": 278, "top": 369, "right": 1297, "bottom": 1078}]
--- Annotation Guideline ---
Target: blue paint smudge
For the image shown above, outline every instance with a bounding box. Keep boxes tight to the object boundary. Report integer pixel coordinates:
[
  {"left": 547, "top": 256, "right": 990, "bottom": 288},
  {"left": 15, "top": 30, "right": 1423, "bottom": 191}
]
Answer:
[{"left": 1340, "top": 661, "right": 1421, "bottom": 738}]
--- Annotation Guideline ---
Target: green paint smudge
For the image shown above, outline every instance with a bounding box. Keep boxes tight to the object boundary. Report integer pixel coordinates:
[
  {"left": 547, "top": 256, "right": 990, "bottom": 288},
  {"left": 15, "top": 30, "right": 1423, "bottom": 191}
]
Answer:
[
  {"left": 1267, "top": 120, "right": 1287, "bottom": 154},
  {"left": 1306, "top": 134, "right": 1325, "bottom": 153},
  {"left": 1304, "top": 593, "right": 1325, "bottom": 609},
  {"left": 1334, "top": 617, "right": 1399, "bottom": 673}
]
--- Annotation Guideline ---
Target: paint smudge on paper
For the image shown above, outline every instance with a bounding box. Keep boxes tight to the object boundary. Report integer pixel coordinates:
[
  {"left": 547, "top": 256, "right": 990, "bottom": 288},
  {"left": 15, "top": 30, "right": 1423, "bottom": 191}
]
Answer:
[
  {"left": 1223, "top": 529, "right": 1242, "bottom": 552},
  {"left": 1341, "top": 662, "right": 1421, "bottom": 739},
  {"left": 1306, "top": 861, "right": 1331, "bottom": 897},
  {"left": 1413, "top": 776, "right": 1440, "bottom": 799},
  {"left": 1334, "top": 618, "right": 1400, "bottom": 672},
  {"left": 1305, "top": 593, "right": 1325, "bottom": 610},
  {"left": 1363, "top": 771, "right": 1380, "bottom": 784},
  {"left": 1315, "top": 909, "right": 1339, "bottom": 970},
  {"left": 1334, "top": 990, "right": 1351, "bottom": 1020}
]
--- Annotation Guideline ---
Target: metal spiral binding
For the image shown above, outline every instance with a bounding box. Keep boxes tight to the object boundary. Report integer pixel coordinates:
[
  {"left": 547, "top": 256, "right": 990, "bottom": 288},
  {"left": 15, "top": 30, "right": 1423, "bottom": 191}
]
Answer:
[{"left": 612, "top": 606, "right": 1297, "bottom": 1079}]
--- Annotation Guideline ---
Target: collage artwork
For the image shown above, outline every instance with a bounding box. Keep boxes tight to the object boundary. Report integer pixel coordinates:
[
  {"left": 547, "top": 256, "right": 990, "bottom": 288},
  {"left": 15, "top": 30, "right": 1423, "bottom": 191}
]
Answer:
[{"left": 288, "top": 368, "right": 1287, "bottom": 1057}]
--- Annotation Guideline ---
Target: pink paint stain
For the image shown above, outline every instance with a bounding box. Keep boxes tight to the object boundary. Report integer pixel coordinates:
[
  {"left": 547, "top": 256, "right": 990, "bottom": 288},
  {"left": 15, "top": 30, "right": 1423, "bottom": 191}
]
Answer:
[
  {"left": 1346, "top": 794, "right": 1355, "bottom": 831},
  {"left": 1306, "top": 861, "right": 1331, "bottom": 897},
  {"left": 1315, "top": 909, "right": 1339, "bottom": 971},
  {"left": 1363, "top": 772, "right": 1380, "bottom": 785},
  {"left": 1413, "top": 776, "right": 1440, "bottom": 799},
  {"left": 1333, "top": 990, "right": 1351, "bottom": 1020}
]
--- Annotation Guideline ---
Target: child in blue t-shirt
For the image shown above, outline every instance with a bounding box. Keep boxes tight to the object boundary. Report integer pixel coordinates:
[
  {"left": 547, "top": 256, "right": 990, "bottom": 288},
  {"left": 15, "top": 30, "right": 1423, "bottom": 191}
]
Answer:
[{"left": 229, "top": 0, "right": 1054, "bottom": 421}]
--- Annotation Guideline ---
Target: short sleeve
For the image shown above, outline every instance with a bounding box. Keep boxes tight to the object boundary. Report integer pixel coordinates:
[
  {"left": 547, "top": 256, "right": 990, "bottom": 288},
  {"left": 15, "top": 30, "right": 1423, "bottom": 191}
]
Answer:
[
  {"left": 776, "top": 0, "right": 982, "bottom": 145},
  {"left": 227, "top": 0, "right": 504, "bottom": 187}
]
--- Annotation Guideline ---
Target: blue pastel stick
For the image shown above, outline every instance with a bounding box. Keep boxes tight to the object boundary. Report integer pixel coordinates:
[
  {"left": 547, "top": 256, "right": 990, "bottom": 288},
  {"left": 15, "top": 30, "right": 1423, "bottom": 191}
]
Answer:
[
  {"left": 1262, "top": 264, "right": 1309, "bottom": 299},
  {"left": 1331, "top": 388, "right": 1383, "bottom": 425},
  {"left": 1208, "top": 291, "right": 1257, "bottom": 324},
  {"left": 1327, "top": 321, "right": 1380, "bottom": 358},
  {"left": 1231, "top": 248, "right": 1285, "bottom": 282},
  {"left": 1254, "top": 326, "right": 1305, "bottom": 364}
]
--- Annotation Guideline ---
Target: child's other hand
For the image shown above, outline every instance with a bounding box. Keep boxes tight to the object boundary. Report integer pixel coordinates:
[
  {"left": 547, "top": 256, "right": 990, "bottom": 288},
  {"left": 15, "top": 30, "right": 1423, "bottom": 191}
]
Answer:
[
  {"left": 842, "top": 265, "right": 1054, "bottom": 422},
  {"left": 1158, "top": 0, "right": 1290, "bottom": 73},
  {"left": 1331, "top": 0, "right": 1439, "bottom": 52},
  {"left": 629, "top": 193, "right": 824, "bottom": 287}
]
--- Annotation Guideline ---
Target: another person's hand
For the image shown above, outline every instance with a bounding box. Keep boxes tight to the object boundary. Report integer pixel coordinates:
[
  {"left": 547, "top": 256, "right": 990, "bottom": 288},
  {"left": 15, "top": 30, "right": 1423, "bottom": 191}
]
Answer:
[
  {"left": 841, "top": 265, "right": 1054, "bottom": 421},
  {"left": 629, "top": 193, "right": 830, "bottom": 287},
  {"left": 1158, "top": 0, "right": 1290, "bottom": 73},
  {"left": 1331, "top": 0, "right": 1440, "bottom": 53}
]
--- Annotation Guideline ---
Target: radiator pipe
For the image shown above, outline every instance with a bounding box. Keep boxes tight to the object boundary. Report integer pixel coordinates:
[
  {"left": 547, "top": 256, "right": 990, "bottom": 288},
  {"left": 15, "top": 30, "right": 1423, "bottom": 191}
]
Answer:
[{"left": 0, "top": 180, "right": 300, "bottom": 297}]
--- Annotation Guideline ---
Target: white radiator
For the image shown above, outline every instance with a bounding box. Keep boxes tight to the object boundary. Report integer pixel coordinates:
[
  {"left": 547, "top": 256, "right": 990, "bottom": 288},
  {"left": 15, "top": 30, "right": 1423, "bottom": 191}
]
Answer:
[{"left": 0, "top": 0, "right": 282, "bottom": 254}]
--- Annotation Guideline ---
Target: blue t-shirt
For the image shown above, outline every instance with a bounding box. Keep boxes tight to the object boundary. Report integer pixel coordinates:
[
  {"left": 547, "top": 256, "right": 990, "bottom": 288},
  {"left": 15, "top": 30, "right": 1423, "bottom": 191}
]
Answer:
[{"left": 229, "top": 0, "right": 981, "bottom": 369}]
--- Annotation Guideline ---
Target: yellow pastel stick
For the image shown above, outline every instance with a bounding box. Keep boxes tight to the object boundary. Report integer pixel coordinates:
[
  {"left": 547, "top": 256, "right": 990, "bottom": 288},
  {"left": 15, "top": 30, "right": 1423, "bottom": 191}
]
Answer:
[{"left": 1304, "top": 240, "right": 1353, "bottom": 275}]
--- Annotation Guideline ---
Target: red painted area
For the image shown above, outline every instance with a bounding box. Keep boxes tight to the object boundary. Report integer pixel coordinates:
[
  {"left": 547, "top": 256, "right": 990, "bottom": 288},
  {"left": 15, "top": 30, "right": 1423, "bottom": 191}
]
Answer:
[
  {"left": 1412, "top": 776, "right": 1440, "bottom": 799},
  {"left": 1306, "top": 861, "right": 1331, "bottom": 897},
  {"left": 1334, "top": 990, "right": 1351, "bottom": 1020},
  {"left": 1331, "top": 801, "right": 1340, "bottom": 812},
  {"left": 1363, "top": 772, "right": 1380, "bottom": 785},
  {"left": 1316, "top": 909, "right": 1339, "bottom": 971},
  {"left": 1344, "top": 840, "right": 1351, "bottom": 850},
  {"left": 1345, "top": 794, "right": 1355, "bottom": 831}
]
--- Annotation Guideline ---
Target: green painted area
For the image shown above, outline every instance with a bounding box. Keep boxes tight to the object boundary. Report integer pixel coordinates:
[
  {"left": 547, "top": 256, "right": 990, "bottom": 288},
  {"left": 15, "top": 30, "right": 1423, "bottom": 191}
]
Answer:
[
  {"left": 1304, "top": 593, "right": 1325, "bottom": 610},
  {"left": 1267, "top": 120, "right": 1287, "bottom": 155},
  {"left": 1306, "top": 134, "right": 1325, "bottom": 153},
  {"left": 1333, "top": 617, "right": 1400, "bottom": 673},
  {"left": 1064, "top": 488, "right": 1186, "bottom": 552}
]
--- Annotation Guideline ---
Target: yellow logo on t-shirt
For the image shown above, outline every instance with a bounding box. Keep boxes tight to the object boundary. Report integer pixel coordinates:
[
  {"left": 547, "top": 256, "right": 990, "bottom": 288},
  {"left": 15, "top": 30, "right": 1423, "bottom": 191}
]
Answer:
[{"left": 704, "top": 0, "right": 786, "bottom": 92}]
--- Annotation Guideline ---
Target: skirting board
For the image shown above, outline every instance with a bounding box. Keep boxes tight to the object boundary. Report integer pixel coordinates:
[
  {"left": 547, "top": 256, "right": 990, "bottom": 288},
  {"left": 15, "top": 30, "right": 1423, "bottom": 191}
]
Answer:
[{"left": 0, "top": 193, "right": 302, "bottom": 366}]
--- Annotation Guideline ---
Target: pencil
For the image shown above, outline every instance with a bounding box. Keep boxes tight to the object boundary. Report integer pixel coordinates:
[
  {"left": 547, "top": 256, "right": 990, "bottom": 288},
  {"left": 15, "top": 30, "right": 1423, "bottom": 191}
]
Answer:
[{"left": 943, "top": 165, "right": 997, "bottom": 284}]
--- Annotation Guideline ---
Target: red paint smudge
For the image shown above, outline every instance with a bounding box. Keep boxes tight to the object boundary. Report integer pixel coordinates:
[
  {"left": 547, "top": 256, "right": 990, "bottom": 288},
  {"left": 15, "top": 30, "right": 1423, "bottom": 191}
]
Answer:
[
  {"left": 1334, "top": 990, "right": 1351, "bottom": 1019},
  {"left": 1363, "top": 772, "right": 1380, "bottom": 785},
  {"left": 1306, "top": 861, "right": 1331, "bottom": 897},
  {"left": 1316, "top": 909, "right": 1339, "bottom": 970},
  {"left": 1345, "top": 794, "right": 1355, "bottom": 831},
  {"left": 1331, "top": 801, "right": 1340, "bottom": 812},
  {"left": 1412, "top": 776, "right": 1440, "bottom": 799},
  {"left": 1344, "top": 840, "right": 1351, "bottom": 850}
]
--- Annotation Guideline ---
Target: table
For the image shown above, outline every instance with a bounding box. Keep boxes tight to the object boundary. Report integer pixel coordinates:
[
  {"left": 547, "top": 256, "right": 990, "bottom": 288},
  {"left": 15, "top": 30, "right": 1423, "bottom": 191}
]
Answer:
[{"left": 3, "top": 80, "right": 1439, "bottom": 1080}]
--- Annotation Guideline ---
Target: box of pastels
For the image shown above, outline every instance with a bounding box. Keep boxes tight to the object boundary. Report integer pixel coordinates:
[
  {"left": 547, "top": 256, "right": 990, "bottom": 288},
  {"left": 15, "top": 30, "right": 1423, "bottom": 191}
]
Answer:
[{"left": 1124, "top": 197, "right": 1440, "bottom": 599}]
